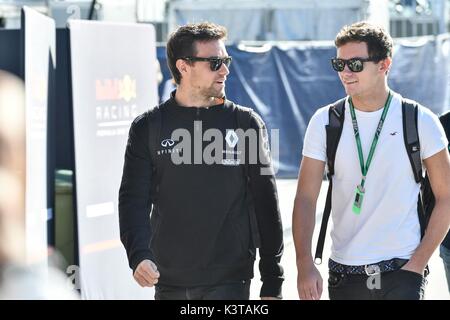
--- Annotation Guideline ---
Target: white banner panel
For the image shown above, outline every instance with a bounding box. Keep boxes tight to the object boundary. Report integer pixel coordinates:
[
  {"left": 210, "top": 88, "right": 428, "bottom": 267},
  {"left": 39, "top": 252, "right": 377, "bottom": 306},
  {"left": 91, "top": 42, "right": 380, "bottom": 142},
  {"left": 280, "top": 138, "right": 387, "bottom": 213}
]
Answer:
[
  {"left": 23, "top": 6, "right": 55, "bottom": 265},
  {"left": 69, "top": 20, "right": 157, "bottom": 299}
]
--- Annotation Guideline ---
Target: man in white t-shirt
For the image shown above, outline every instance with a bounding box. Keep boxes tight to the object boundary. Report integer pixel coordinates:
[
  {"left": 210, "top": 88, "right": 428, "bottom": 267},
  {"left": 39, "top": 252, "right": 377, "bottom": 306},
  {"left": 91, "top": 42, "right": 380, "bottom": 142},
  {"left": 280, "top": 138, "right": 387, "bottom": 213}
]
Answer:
[{"left": 292, "top": 21, "right": 450, "bottom": 300}]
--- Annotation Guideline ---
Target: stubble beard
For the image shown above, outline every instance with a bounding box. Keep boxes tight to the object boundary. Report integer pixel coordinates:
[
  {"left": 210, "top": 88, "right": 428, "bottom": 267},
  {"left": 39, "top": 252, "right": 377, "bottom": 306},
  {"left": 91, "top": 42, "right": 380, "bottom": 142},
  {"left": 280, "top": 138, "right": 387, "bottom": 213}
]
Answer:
[{"left": 201, "top": 84, "right": 225, "bottom": 99}]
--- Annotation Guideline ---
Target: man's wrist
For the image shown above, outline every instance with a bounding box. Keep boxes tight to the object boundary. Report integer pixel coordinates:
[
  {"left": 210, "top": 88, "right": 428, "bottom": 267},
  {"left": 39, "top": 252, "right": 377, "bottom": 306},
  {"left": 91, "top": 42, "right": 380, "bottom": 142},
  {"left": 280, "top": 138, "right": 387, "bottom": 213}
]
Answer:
[{"left": 260, "top": 277, "right": 283, "bottom": 299}]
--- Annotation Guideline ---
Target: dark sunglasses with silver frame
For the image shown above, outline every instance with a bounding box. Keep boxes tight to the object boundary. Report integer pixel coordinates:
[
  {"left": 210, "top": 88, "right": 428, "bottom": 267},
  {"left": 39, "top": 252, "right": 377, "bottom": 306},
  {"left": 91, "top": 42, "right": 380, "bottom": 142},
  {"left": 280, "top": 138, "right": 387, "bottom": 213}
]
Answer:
[
  {"left": 181, "top": 56, "right": 232, "bottom": 72},
  {"left": 331, "top": 56, "right": 383, "bottom": 73}
]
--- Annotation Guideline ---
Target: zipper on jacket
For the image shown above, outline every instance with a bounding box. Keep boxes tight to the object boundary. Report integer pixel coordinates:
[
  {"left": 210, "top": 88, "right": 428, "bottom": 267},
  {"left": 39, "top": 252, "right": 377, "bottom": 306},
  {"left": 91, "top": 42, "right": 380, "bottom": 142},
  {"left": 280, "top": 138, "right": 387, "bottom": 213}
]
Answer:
[
  {"left": 194, "top": 107, "right": 202, "bottom": 164},
  {"left": 196, "top": 108, "right": 201, "bottom": 131}
]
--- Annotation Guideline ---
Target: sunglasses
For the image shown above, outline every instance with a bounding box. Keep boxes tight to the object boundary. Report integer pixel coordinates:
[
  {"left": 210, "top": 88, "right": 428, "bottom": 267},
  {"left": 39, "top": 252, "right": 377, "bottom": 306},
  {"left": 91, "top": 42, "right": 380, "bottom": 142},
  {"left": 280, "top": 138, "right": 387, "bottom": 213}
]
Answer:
[
  {"left": 331, "top": 57, "right": 382, "bottom": 72},
  {"left": 182, "top": 56, "right": 232, "bottom": 71}
]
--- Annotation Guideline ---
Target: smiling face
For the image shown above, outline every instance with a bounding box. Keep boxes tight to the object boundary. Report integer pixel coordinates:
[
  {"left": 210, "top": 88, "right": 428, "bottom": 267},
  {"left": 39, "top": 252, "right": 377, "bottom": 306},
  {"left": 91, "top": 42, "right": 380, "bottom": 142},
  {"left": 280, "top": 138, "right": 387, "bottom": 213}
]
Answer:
[
  {"left": 181, "top": 39, "right": 230, "bottom": 99},
  {"left": 336, "top": 41, "right": 389, "bottom": 100}
]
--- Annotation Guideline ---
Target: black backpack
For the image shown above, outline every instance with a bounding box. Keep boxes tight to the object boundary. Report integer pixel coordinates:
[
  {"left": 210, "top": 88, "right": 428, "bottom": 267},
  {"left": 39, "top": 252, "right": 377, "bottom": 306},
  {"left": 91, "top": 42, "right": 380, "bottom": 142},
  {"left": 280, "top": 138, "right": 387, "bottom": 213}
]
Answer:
[
  {"left": 146, "top": 102, "right": 262, "bottom": 249},
  {"left": 314, "top": 98, "right": 442, "bottom": 264}
]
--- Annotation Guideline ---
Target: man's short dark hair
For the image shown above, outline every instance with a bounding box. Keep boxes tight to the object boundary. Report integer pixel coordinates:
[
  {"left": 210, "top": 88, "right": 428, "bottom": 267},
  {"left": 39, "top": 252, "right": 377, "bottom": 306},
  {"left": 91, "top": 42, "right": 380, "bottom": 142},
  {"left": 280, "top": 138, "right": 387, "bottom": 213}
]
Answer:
[
  {"left": 335, "top": 21, "right": 393, "bottom": 61},
  {"left": 166, "top": 22, "right": 227, "bottom": 85}
]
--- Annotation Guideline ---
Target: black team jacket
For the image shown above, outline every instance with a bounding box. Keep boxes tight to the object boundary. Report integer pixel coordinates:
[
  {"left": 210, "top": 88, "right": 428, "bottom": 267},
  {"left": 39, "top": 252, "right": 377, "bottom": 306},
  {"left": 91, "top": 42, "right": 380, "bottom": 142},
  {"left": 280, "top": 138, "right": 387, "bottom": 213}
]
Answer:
[{"left": 119, "top": 92, "right": 284, "bottom": 298}]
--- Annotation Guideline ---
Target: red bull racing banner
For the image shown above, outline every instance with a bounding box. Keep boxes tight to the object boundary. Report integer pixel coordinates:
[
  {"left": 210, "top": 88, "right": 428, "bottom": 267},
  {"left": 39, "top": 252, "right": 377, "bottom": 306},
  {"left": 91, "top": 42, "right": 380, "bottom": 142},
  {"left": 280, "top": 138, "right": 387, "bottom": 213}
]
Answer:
[{"left": 69, "top": 20, "right": 158, "bottom": 299}]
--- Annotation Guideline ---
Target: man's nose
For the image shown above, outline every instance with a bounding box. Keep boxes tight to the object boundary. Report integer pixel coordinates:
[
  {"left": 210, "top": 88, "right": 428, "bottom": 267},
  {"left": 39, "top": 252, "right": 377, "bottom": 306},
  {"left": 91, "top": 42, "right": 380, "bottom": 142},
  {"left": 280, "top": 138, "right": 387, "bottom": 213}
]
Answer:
[
  {"left": 341, "top": 63, "right": 353, "bottom": 74},
  {"left": 218, "top": 62, "right": 230, "bottom": 76}
]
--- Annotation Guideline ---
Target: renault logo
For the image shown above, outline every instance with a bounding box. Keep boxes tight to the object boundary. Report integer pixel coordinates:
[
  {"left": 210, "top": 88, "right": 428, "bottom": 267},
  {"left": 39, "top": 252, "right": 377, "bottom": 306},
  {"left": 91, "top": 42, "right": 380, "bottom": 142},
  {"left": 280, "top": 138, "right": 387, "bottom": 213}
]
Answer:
[
  {"left": 225, "top": 131, "right": 239, "bottom": 148},
  {"left": 161, "top": 139, "right": 175, "bottom": 148}
]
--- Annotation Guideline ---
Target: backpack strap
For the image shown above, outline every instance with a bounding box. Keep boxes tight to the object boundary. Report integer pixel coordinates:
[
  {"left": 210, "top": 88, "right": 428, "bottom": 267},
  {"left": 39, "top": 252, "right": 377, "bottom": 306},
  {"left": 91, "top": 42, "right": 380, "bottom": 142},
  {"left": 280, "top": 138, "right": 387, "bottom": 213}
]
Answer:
[
  {"left": 326, "top": 98, "right": 346, "bottom": 177},
  {"left": 147, "top": 105, "right": 162, "bottom": 204},
  {"left": 314, "top": 98, "right": 346, "bottom": 264},
  {"left": 402, "top": 99, "right": 422, "bottom": 183},
  {"left": 402, "top": 99, "right": 428, "bottom": 238},
  {"left": 402, "top": 100, "right": 431, "bottom": 277},
  {"left": 233, "top": 102, "right": 262, "bottom": 249}
]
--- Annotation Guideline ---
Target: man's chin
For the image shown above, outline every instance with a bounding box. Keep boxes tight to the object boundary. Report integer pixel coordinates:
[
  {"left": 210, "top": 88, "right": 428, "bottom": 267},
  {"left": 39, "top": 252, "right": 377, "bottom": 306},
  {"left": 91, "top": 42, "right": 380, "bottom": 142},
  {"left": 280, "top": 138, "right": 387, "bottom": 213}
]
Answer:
[
  {"left": 210, "top": 90, "right": 225, "bottom": 99},
  {"left": 218, "top": 88, "right": 226, "bottom": 98}
]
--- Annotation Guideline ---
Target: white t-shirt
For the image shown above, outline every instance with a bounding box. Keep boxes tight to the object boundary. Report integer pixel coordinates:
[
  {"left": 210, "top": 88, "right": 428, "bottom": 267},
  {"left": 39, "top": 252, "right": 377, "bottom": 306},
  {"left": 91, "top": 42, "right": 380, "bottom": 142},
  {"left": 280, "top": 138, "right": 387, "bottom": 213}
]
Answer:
[{"left": 303, "top": 92, "right": 448, "bottom": 265}]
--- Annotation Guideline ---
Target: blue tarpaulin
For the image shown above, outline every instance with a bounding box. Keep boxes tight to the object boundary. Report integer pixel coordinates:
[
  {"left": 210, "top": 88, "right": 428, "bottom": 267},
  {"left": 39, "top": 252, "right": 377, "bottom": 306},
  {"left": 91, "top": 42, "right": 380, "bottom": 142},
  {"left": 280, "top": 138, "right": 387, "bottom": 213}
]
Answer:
[{"left": 157, "top": 34, "right": 450, "bottom": 177}]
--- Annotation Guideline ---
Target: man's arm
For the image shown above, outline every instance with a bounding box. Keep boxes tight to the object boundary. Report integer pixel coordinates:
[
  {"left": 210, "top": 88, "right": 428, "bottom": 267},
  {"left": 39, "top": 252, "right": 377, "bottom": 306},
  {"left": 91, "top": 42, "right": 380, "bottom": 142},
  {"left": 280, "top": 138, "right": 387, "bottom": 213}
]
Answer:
[
  {"left": 248, "top": 114, "right": 284, "bottom": 299},
  {"left": 118, "top": 114, "right": 158, "bottom": 285},
  {"left": 292, "top": 156, "right": 325, "bottom": 300},
  {"left": 402, "top": 148, "right": 450, "bottom": 274}
]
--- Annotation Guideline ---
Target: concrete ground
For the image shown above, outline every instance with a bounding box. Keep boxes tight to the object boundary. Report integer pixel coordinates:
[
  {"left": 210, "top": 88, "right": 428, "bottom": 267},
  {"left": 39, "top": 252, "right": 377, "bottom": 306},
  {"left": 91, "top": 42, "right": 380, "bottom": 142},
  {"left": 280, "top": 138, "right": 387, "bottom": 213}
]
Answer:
[{"left": 250, "top": 179, "right": 450, "bottom": 300}]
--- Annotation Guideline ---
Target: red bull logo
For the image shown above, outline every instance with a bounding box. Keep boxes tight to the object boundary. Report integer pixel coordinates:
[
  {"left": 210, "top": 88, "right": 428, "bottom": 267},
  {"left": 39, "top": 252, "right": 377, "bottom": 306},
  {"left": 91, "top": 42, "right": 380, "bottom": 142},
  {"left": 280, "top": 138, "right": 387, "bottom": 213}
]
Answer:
[{"left": 96, "top": 75, "right": 136, "bottom": 102}]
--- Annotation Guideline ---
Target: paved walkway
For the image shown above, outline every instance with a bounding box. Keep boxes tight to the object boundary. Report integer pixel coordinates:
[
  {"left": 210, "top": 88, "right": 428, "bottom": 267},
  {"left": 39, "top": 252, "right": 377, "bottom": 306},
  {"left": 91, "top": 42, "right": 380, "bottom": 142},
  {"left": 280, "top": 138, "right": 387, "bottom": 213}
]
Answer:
[{"left": 250, "top": 179, "right": 450, "bottom": 300}]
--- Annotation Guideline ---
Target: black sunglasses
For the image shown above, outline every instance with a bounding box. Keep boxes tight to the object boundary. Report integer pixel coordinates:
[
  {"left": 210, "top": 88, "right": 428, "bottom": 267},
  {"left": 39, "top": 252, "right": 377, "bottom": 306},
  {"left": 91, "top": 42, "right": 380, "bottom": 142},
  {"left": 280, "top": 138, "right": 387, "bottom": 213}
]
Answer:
[
  {"left": 182, "top": 56, "right": 232, "bottom": 71},
  {"left": 331, "top": 57, "right": 382, "bottom": 72}
]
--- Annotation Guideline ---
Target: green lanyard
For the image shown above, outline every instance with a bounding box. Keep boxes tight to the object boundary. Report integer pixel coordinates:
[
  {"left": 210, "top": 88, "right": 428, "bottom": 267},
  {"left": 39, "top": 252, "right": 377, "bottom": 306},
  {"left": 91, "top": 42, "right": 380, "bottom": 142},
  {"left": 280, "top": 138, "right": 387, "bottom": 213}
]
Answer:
[{"left": 349, "top": 92, "right": 393, "bottom": 214}]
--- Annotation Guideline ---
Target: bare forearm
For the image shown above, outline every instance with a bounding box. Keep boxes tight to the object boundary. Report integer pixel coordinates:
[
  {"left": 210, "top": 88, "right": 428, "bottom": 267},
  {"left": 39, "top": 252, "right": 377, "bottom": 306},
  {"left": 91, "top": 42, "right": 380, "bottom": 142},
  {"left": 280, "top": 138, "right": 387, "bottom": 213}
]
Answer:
[
  {"left": 292, "top": 157, "right": 325, "bottom": 269},
  {"left": 292, "top": 196, "right": 317, "bottom": 265},
  {"left": 409, "top": 198, "right": 450, "bottom": 270}
]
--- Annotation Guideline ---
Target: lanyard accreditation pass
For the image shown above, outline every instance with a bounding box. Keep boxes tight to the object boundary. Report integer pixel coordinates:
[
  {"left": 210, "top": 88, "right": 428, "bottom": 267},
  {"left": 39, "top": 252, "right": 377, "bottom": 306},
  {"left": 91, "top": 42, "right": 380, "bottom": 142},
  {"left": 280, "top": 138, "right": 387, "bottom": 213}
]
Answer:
[{"left": 349, "top": 92, "right": 393, "bottom": 214}]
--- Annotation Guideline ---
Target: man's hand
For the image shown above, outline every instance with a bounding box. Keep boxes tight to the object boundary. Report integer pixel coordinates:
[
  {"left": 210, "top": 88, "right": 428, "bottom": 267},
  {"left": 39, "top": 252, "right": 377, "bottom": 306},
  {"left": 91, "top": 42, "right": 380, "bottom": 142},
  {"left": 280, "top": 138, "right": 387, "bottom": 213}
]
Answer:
[
  {"left": 297, "top": 262, "right": 323, "bottom": 300},
  {"left": 133, "top": 259, "right": 160, "bottom": 287},
  {"left": 400, "top": 260, "right": 426, "bottom": 276}
]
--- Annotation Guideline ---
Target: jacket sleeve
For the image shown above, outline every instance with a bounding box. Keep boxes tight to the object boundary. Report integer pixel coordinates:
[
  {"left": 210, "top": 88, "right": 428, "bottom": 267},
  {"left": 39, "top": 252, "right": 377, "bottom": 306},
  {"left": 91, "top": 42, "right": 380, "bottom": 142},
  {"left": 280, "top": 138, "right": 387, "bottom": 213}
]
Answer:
[
  {"left": 118, "top": 113, "right": 154, "bottom": 272},
  {"left": 248, "top": 112, "right": 284, "bottom": 298}
]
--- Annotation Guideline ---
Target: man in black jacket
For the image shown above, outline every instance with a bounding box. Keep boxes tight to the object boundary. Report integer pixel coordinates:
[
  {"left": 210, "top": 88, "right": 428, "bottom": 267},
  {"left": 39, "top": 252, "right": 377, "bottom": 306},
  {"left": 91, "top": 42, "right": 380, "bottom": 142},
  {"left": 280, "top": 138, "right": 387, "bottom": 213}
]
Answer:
[{"left": 118, "top": 22, "right": 284, "bottom": 300}]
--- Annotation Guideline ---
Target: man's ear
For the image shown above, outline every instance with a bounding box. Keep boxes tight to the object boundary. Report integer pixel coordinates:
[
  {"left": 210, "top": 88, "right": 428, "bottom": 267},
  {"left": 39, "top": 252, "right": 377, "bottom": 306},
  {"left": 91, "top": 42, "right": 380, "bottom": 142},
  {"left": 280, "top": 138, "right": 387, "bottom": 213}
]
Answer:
[
  {"left": 379, "top": 57, "right": 392, "bottom": 75},
  {"left": 176, "top": 59, "right": 189, "bottom": 77}
]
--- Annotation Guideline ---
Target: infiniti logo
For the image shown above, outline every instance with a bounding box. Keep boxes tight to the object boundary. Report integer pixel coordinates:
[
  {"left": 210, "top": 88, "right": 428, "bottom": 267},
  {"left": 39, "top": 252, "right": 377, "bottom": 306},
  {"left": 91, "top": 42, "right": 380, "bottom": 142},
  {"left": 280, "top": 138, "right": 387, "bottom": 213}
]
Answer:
[{"left": 161, "top": 139, "right": 175, "bottom": 148}]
